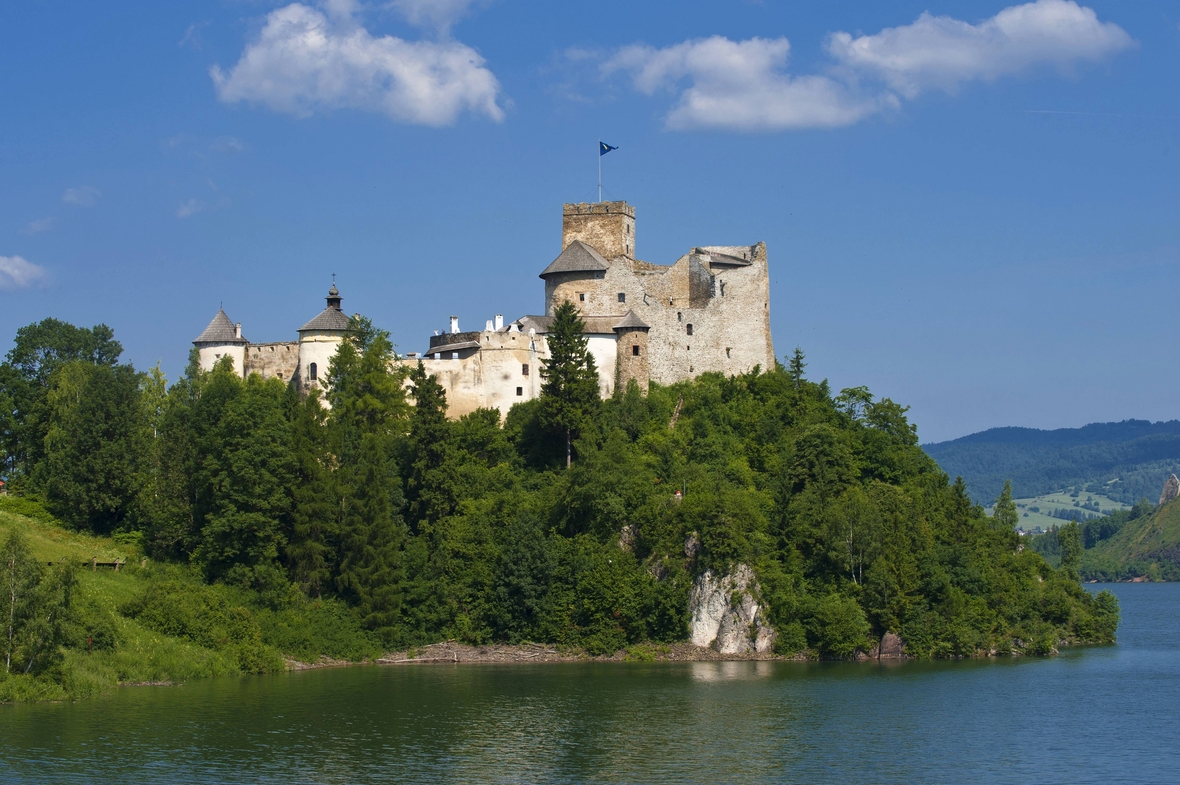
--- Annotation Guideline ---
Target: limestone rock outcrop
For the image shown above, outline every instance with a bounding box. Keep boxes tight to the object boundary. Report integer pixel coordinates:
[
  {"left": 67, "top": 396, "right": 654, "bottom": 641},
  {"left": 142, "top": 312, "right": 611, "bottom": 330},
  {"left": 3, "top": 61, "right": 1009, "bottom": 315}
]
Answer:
[
  {"left": 688, "top": 564, "right": 776, "bottom": 654},
  {"left": 1160, "top": 474, "right": 1180, "bottom": 506},
  {"left": 878, "top": 631, "right": 905, "bottom": 659}
]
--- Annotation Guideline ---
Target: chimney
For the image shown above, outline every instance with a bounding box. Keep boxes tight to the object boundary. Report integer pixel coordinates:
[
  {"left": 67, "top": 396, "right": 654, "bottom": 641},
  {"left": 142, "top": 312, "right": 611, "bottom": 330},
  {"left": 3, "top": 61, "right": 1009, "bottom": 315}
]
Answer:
[
  {"left": 494, "top": 314, "right": 504, "bottom": 330},
  {"left": 450, "top": 315, "right": 459, "bottom": 334},
  {"left": 235, "top": 323, "right": 242, "bottom": 339},
  {"left": 485, "top": 319, "right": 494, "bottom": 331}
]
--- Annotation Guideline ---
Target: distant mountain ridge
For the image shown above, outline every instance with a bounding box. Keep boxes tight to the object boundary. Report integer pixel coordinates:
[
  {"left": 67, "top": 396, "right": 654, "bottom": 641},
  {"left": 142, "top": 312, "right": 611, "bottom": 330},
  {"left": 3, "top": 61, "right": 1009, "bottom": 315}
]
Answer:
[{"left": 923, "top": 419, "right": 1180, "bottom": 505}]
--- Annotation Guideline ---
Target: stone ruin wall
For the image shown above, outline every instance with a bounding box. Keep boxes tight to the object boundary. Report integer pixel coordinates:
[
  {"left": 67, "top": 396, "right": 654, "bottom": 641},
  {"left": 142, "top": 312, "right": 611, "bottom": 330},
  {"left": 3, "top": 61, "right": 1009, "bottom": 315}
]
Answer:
[{"left": 242, "top": 342, "right": 300, "bottom": 384}]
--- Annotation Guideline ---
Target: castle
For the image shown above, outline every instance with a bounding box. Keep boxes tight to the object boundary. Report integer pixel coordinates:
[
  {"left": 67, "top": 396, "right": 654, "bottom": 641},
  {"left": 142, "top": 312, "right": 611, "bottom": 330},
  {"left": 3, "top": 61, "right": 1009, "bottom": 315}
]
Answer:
[{"left": 193, "top": 201, "right": 775, "bottom": 418}]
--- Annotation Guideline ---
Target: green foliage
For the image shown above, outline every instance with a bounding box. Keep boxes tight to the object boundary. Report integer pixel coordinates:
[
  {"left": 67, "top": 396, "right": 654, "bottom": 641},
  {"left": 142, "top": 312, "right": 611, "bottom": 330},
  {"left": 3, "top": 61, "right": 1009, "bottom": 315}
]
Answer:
[
  {"left": 2, "top": 531, "right": 77, "bottom": 676},
  {"left": 806, "top": 594, "right": 870, "bottom": 658},
  {"left": 539, "top": 301, "right": 601, "bottom": 468}
]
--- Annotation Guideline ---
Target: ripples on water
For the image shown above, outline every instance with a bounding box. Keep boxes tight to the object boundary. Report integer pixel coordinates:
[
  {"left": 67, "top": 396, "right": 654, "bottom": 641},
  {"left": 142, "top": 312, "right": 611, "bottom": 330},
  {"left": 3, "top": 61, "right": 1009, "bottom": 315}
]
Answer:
[{"left": 2, "top": 584, "right": 1179, "bottom": 784}]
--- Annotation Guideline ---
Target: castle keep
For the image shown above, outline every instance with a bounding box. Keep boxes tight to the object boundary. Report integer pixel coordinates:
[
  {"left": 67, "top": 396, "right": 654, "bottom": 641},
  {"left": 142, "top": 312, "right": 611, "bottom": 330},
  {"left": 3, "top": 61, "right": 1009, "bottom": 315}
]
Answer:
[{"left": 193, "top": 200, "right": 775, "bottom": 417}]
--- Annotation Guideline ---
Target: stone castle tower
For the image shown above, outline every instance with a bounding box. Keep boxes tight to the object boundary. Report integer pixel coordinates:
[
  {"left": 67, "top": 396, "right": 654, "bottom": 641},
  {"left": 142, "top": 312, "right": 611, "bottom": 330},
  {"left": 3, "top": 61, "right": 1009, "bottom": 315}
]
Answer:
[{"left": 193, "top": 199, "right": 775, "bottom": 419}]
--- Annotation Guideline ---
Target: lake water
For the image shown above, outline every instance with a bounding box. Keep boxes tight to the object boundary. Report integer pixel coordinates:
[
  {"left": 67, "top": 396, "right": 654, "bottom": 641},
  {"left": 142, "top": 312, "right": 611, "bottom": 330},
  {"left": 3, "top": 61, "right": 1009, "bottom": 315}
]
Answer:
[{"left": 2, "top": 583, "right": 1177, "bottom": 784}]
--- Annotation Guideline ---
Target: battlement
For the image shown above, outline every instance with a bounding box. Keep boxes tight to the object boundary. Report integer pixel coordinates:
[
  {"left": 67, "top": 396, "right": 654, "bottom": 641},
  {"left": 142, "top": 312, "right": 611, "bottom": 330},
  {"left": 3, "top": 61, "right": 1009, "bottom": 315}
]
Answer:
[{"left": 562, "top": 200, "right": 635, "bottom": 260}]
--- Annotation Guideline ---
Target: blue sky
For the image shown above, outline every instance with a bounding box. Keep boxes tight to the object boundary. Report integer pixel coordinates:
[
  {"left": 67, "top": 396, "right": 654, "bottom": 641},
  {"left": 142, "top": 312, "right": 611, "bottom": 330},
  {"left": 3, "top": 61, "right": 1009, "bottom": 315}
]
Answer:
[{"left": 1, "top": 0, "right": 1176, "bottom": 442}]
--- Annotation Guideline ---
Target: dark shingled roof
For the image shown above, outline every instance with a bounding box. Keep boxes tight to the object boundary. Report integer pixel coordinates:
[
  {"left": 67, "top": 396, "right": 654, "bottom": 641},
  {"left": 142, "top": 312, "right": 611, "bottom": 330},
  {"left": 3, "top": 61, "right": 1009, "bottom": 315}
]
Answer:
[
  {"left": 299, "top": 306, "right": 351, "bottom": 333},
  {"left": 514, "top": 314, "right": 624, "bottom": 335},
  {"left": 194, "top": 308, "right": 247, "bottom": 345},
  {"left": 422, "top": 340, "right": 482, "bottom": 355},
  {"left": 694, "top": 248, "right": 752, "bottom": 267},
  {"left": 612, "top": 310, "right": 650, "bottom": 331},
  {"left": 539, "top": 240, "right": 611, "bottom": 278}
]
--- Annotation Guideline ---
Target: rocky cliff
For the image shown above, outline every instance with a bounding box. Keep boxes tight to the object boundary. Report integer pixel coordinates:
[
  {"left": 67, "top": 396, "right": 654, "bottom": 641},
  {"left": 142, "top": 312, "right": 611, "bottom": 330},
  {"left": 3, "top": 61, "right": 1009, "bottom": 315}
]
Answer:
[{"left": 688, "top": 564, "right": 776, "bottom": 654}]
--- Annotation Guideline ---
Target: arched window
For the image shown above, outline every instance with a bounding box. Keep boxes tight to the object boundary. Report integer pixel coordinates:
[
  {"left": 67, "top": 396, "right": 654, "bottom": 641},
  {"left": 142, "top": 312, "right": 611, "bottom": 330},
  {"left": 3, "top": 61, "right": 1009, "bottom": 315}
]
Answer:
[{"left": 309, "top": 362, "right": 318, "bottom": 381}]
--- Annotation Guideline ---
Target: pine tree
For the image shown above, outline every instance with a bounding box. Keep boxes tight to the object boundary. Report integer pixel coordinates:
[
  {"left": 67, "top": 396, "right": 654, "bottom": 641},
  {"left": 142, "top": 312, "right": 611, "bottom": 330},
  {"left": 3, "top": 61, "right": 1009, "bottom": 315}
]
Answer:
[
  {"left": 286, "top": 390, "right": 337, "bottom": 597},
  {"left": 406, "top": 362, "right": 457, "bottom": 531},
  {"left": 788, "top": 346, "right": 807, "bottom": 390},
  {"left": 539, "top": 301, "right": 600, "bottom": 468}
]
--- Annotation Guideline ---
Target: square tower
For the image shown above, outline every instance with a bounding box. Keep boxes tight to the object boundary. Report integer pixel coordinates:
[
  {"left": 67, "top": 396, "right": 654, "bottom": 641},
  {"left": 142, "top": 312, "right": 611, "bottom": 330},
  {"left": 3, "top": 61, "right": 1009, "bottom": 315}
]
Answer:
[{"left": 562, "top": 201, "right": 635, "bottom": 260}]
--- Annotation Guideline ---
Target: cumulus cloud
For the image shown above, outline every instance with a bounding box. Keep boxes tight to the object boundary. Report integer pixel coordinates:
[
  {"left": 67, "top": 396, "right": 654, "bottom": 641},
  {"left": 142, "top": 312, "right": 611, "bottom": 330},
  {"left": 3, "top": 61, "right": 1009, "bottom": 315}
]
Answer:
[
  {"left": 0, "top": 256, "right": 48, "bottom": 290},
  {"left": 827, "top": 0, "right": 1134, "bottom": 98},
  {"left": 605, "top": 37, "right": 891, "bottom": 131},
  {"left": 62, "top": 186, "right": 100, "bottom": 206},
  {"left": 603, "top": 0, "right": 1130, "bottom": 132},
  {"left": 210, "top": 3, "right": 503, "bottom": 126}
]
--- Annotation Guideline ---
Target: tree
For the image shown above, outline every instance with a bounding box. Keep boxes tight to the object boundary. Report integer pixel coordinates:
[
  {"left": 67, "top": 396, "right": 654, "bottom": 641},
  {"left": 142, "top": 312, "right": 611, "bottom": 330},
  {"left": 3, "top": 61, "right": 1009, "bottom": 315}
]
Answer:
[
  {"left": 286, "top": 390, "right": 337, "bottom": 598},
  {"left": 1058, "top": 521, "right": 1083, "bottom": 581},
  {"left": 405, "top": 362, "right": 456, "bottom": 530},
  {"left": 2, "top": 531, "right": 76, "bottom": 676},
  {"left": 195, "top": 376, "right": 295, "bottom": 590},
  {"left": 539, "top": 301, "right": 600, "bottom": 468},
  {"left": 39, "top": 362, "right": 147, "bottom": 533},
  {"left": 993, "top": 480, "right": 1019, "bottom": 532},
  {"left": 788, "top": 347, "right": 807, "bottom": 390},
  {"left": 0, "top": 319, "right": 123, "bottom": 487}
]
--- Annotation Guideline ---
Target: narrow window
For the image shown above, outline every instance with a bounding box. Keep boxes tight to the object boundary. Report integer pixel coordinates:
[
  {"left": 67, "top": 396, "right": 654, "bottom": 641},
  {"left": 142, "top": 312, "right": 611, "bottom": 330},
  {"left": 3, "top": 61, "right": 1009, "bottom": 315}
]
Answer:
[
  {"left": 579, "top": 293, "right": 586, "bottom": 302},
  {"left": 516, "top": 387, "right": 523, "bottom": 396},
  {"left": 617, "top": 292, "right": 625, "bottom": 303},
  {"left": 677, "top": 312, "right": 682, "bottom": 322},
  {"left": 726, "top": 347, "right": 731, "bottom": 358},
  {"left": 309, "top": 362, "right": 317, "bottom": 381},
  {"left": 720, "top": 282, "right": 726, "bottom": 296},
  {"left": 522, "top": 363, "right": 529, "bottom": 376},
  {"left": 632, "top": 345, "right": 640, "bottom": 356},
  {"left": 686, "top": 324, "right": 693, "bottom": 336}
]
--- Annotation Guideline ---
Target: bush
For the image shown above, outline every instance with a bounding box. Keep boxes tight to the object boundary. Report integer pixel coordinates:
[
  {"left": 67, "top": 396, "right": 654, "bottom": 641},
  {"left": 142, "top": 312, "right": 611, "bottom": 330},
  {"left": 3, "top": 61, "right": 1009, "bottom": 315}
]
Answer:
[
  {"left": 806, "top": 594, "right": 870, "bottom": 658},
  {"left": 0, "top": 496, "right": 61, "bottom": 526}
]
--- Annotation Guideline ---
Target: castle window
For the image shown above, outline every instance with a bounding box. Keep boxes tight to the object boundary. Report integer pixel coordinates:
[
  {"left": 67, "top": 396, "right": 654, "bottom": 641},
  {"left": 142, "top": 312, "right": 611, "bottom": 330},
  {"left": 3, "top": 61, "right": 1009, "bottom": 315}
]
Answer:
[
  {"left": 686, "top": 324, "right": 693, "bottom": 336},
  {"left": 726, "top": 347, "right": 731, "bottom": 358},
  {"left": 632, "top": 345, "right": 640, "bottom": 356},
  {"left": 720, "top": 282, "right": 726, "bottom": 296},
  {"left": 579, "top": 293, "right": 586, "bottom": 302},
  {"left": 309, "top": 362, "right": 317, "bottom": 381},
  {"left": 522, "top": 364, "right": 529, "bottom": 376},
  {"left": 452, "top": 352, "right": 459, "bottom": 360},
  {"left": 434, "top": 353, "right": 440, "bottom": 360},
  {"left": 516, "top": 387, "right": 523, "bottom": 396},
  {"left": 617, "top": 292, "right": 625, "bottom": 303},
  {"left": 677, "top": 312, "right": 682, "bottom": 322}
]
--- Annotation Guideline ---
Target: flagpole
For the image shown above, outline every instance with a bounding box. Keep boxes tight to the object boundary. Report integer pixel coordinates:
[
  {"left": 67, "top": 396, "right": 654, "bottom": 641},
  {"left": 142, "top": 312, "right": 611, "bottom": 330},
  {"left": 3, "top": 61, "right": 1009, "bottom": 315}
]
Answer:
[{"left": 597, "top": 141, "right": 602, "bottom": 203}]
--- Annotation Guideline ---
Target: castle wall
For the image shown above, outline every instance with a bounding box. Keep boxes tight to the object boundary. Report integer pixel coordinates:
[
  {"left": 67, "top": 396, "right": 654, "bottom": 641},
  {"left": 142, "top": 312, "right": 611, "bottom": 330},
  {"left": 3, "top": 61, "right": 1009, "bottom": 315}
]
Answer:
[
  {"left": 616, "top": 328, "right": 650, "bottom": 393},
  {"left": 196, "top": 344, "right": 245, "bottom": 376},
  {"left": 243, "top": 342, "right": 299, "bottom": 383},
  {"left": 562, "top": 202, "right": 635, "bottom": 260},
  {"left": 414, "top": 330, "right": 546, "bottom": 420}
]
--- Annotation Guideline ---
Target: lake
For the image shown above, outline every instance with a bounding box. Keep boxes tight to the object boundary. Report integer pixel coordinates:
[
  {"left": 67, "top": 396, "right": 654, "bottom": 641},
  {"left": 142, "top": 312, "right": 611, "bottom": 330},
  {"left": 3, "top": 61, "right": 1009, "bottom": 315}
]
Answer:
[{"left": 1, "top": 583, "right": 1177, "bottom": 784}]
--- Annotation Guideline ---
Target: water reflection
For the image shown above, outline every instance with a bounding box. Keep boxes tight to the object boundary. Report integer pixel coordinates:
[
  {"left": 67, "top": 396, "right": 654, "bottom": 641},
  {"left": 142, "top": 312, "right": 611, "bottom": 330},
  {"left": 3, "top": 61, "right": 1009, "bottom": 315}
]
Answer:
[{"left": 2, "top": 585, "right": 1179, "bottom": 784}]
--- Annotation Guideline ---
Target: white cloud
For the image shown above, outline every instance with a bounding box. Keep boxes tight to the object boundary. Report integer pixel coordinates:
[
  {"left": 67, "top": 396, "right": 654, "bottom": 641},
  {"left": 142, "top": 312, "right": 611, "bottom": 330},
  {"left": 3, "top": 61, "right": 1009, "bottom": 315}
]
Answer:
[
  {"left": 210, "top": 3, "right": 503, "bottom": 126},
  {"left": 62, "top": 186, "right": 100, "bottom": 207},
  {"left": 23, "top": 217, "right": 55, "bottom": 234},
  {"left": 604, "top": 36, "right": 891, "bottom": 131},
  {"left": 387, "top": 0, "right": 486, "bottom": 32},
  {"left": 0, "top": 256, "right": 48, "bottom": 290},
  {"left": 176, "top": 199, "right": 207, "bottom": 218},
  {"left": 603, "top": 1, "right": 1130, "bottom": 132},
  {"left": 826, "top": 0, "right": 1133, "bottom": 98}
]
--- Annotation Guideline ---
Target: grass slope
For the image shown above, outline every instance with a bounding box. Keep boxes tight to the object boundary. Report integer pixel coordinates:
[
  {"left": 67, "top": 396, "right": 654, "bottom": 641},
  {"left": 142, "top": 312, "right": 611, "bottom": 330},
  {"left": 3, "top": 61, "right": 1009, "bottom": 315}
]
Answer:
[
  {"left": 0, "top": 508, "right": 381, "bottom": 702},
  {"left": 924, "top": 419, "right": 1180, "bottom": 505},
  {"left": 1082, "top": 500, "right": 1180, "bottom": 581}
]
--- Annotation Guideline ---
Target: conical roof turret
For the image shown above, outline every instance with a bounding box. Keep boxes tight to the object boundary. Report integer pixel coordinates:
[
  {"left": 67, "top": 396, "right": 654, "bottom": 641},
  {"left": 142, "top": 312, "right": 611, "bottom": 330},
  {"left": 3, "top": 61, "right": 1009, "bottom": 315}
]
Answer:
[{"left": 194, "top": 308, "right": 247, "bottom": 345}]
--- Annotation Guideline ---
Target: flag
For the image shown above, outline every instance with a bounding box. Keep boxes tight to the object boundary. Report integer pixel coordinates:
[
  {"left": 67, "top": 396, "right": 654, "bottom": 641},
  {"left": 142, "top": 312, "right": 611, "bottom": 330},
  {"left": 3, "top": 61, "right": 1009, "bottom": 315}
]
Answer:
[{"left": 600, "top": 141, "right": 617, "bottom": 156}]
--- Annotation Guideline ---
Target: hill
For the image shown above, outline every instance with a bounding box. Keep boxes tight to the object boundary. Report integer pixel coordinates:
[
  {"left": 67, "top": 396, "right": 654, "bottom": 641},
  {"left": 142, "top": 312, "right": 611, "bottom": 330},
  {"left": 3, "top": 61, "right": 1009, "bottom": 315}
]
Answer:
[
  {"left": 923, "top": 420, "right": 1180, "bottom": 505},
  {"left": 1079, "top": 498, "right": 1180, "bottom": 581}
]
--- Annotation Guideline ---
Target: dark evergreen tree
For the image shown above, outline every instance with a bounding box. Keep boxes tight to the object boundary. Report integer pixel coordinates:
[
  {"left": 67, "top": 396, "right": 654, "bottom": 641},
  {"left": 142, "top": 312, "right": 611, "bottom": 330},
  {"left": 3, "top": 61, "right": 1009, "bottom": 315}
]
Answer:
[
  {"left": 405, "top": 362, "right": 456, "bottom": 531},
  {"left": 286, "top": 390, "right": 337, "bottom": 597},
  {"left": 539, "top": 301, "right": 600, "bottom": 468}
]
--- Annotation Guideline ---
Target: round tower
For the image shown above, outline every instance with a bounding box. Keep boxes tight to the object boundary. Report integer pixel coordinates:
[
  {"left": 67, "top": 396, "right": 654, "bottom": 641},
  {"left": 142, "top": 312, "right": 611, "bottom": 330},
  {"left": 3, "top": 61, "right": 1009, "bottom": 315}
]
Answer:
[
  {"left": 297, "top": 282, "right": 351, "bottom": 395},
  {"left": 193, "top": 307, "right": 247, "bottom": 376},
  {"left": 613, "top": 310, "right": 650, "bottom": 393}
]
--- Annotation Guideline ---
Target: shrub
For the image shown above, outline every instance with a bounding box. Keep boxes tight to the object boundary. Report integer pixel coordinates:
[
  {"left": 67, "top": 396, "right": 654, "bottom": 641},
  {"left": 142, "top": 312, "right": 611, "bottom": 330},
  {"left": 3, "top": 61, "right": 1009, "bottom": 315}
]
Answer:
[{"left": 806, "top": 594, "right": 870, "bottom": 658}]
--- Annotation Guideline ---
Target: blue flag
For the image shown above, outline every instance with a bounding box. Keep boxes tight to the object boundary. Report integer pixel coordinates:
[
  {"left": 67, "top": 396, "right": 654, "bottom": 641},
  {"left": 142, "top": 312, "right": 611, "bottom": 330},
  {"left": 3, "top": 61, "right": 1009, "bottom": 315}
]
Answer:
[{"left": 600, "top": 141, "right": 618, "bottom": 156}]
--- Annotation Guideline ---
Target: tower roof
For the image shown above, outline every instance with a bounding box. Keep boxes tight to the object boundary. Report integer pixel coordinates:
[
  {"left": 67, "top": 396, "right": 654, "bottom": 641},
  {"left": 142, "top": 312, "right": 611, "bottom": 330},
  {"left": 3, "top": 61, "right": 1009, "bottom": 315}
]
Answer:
[
  {"left": 539, "top": 240, "right": 611, "bottom": 278},
  {"left": 193, "top": 308, "right": 247, "bottom": 345},
  {"left": 299, "top": 283, "right": 350, "bottom": 333},
  {"left": 612, "top": 310, "right": 650, "bottom": 331}
]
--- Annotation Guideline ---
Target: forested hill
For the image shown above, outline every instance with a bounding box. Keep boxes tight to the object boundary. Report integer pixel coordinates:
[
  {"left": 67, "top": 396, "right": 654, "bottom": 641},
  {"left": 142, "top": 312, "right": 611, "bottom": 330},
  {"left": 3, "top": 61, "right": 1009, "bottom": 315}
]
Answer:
[{"left": 924, "top": 420, "right": 1180, "bottom": 505}]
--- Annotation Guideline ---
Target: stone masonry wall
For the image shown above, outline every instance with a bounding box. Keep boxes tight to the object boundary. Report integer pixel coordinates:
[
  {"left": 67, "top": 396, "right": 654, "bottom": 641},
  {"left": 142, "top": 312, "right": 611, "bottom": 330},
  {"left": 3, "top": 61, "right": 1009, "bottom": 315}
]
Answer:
[
  {"left": 562, "top": 201, "right": 635, "bottom": 260},
  {"left": 243, "top": 342, "right": 299, "bottom": 383}
]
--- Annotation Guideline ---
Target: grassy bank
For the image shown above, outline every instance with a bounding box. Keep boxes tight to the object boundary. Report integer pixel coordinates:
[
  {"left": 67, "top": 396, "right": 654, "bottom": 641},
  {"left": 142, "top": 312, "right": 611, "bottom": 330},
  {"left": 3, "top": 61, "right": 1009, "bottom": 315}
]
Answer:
[{"left": 0, "top": 506, "right": 383, "bottom": 702}]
